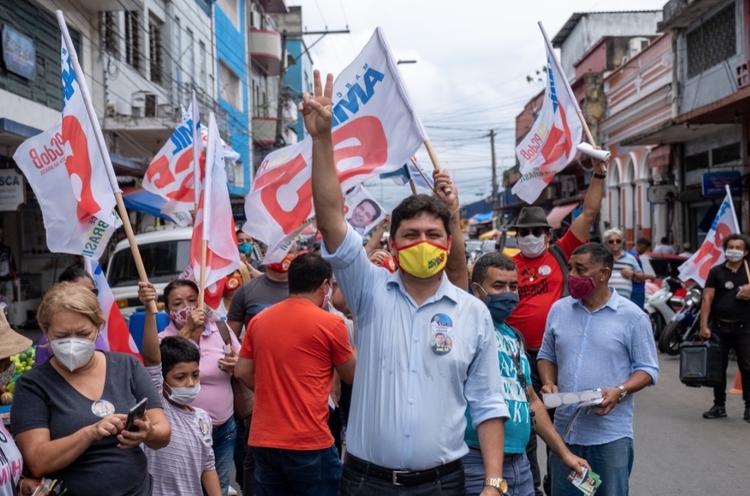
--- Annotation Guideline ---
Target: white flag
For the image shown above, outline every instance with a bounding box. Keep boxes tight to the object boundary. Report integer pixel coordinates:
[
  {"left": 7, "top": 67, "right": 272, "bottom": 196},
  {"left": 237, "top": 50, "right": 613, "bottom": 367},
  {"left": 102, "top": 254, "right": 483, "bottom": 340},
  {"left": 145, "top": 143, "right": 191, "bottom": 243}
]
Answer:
[
  {"left": 512, "top": 23, "right": 583, "bottom": 204},
  {"left": 243, "top": 28, "right": 428, "bottom": 263}
]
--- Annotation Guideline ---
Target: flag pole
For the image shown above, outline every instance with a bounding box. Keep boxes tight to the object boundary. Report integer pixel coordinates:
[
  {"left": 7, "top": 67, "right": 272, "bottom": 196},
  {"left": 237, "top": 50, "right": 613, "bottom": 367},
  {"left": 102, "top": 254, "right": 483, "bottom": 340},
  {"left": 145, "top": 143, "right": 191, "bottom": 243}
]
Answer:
[
  {"left": 198, "top": 112, "right": 218, "bottom": 309},
  {"left": 405, "top": 160, "right": 417, "bottom": 195},
  {"left": 410, "top": 158, "right": 437, "bottom": 195},
  {"left": 538, "top": 21, "right": 605, "bottom": 173},
  {"left": 192, "top": 90, "right": 201, "bottom": 212},
  {"left": 56, "top": 10, "right": 156, "bottom": 312},
  {"left": 424, "top": 140, "right": 452, "bottom": 195}
]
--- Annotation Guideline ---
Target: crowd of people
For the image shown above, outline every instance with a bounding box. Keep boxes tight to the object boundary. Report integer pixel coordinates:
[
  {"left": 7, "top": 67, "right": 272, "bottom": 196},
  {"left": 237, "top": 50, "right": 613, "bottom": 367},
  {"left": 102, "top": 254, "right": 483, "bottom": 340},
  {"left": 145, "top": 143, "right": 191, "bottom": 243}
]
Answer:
[{"left": 0, "top": 69, "right": 747, "bottom": 496}]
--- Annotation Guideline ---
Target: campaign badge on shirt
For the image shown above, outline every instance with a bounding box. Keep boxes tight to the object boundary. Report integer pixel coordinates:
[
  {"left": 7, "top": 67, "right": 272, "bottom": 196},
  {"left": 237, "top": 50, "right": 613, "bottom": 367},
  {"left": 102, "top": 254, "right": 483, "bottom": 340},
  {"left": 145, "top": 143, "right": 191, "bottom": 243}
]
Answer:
[
  {"left": 91, "top": 399, "right": 116, "bottom": 417},
  {"left": 726, "top": 281, "right": 735, "bottom": 290},
  {"left": 430, "top": 313, "right": 453, "bottom": 355},
  {"left": 199, "top": 417, "right": 210, "bottom": 436},
  {"left": 539, "top": 265, "right": 552, "bottom": 277}
]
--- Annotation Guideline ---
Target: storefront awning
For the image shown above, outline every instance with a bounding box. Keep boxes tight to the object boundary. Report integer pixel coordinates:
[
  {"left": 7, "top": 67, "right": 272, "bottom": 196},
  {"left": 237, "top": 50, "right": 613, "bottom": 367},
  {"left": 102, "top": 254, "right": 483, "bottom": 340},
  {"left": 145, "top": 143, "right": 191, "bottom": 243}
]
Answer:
[{"left": 546, "top": 202, "right": 579, "bottom": 229}]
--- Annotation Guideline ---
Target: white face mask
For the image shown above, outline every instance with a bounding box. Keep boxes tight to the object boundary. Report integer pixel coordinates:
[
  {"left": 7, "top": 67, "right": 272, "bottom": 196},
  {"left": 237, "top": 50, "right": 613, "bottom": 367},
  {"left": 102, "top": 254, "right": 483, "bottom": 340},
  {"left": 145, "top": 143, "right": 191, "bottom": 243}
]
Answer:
[
  {"left": 166, "top": 383, "right": 201, "bottom": 405},
  {"left": 725, "top": 249, "right": 745, "bottom": 263},
  {"left": 322, "top": 284, "right": 333, "bottom": 309},
  {"left": 50, "top": 337, "right": 96, "bottom": 372},
  {"left": 518, "top": 234, "right": 547, "bottom": 258}
]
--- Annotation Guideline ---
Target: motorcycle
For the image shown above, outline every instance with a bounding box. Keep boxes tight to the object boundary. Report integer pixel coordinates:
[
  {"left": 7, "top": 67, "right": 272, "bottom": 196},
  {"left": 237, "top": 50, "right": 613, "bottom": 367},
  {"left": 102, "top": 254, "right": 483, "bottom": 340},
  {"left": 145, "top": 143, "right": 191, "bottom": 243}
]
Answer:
[
  {"left": 645, "top": 277, "right": 684, "bottom": 341},
  {"left": 658, "top": 286, "right": 703, "bottom": 355}
]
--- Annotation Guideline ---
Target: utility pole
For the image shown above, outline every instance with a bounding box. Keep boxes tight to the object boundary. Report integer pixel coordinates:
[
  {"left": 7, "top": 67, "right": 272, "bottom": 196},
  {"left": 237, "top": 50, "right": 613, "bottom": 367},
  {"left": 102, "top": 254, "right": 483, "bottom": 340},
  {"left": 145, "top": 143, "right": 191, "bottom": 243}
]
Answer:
[
  {"left": 274, "top": 29, "right": 350, "bottom": 149},
  {"left": 490, "top": 129, "right": 498, "bottom": 210}
]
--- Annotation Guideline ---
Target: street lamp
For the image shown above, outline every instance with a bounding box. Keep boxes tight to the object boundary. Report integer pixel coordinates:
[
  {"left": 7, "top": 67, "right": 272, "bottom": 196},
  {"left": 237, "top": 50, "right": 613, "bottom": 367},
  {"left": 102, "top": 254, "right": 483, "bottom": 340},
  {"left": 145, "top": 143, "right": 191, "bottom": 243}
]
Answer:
[{"left": 397, "top": 59, "right": 417, "bottom": 65}]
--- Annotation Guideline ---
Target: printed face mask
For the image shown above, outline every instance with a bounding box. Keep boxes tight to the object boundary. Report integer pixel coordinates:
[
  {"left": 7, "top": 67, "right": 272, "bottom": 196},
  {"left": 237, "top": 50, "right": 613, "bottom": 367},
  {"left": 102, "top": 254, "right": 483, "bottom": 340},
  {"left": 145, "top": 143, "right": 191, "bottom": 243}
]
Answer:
[
  {"left": 169, "top": 306, "right": 196, "bottom": 327},
  {"left": 568, "top": 275, "right": 597, "bottom": 300},
  {"left": 395, "top": 240, "right": 448, "bottom": 279},
  {"left": 50, "top": 337, "right": 96, "bottom": 372},
  {"left": 166, "top": 383, "right": 201, "bottom": 405},
  {"left": 476, "top": 286, "right": 520, "bottom": 323},
  {"left": 0, "top": 362, "right": 15, "bottom": 387},
  {"left": 725, "top": 249, "right": 745, "bottom": 263},
  {"left": 517, "top": 234, "right": 547, "bottom": 258},
  {"left": 267, "top": 254, "right": 294, "bottom": 273},
  {"left": 225, "top": 274, "right": 242, "bottom": 294}
]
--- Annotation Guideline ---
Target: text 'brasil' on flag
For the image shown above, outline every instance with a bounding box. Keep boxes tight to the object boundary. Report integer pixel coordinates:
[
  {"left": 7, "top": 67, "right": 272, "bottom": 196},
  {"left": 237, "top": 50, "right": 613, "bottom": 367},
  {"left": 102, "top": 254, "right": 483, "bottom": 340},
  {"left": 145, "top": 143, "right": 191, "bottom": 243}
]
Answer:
[{"left": 512, "top": 22, "right": 583, "bottom": 205}]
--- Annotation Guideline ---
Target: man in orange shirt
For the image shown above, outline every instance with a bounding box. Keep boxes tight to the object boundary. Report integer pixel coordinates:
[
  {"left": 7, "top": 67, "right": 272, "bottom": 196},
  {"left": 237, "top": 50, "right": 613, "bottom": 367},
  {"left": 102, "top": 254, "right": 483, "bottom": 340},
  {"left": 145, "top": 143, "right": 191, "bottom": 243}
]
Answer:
[
  {"left": 506, "top": 160, "right": 607, "bottom": 496},
  {"left": 235, "top": 254, "right": 356, "bottom": 496}
]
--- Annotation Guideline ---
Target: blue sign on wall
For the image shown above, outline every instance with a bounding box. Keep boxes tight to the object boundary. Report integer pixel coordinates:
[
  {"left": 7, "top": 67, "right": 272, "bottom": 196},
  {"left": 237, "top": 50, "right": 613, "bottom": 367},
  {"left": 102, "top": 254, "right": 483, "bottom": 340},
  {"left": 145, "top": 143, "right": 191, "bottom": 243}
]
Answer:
[
  {"left": 2, "top": 25, "right": 36, "bottom": 80},
  {"left": 702, "top": 171, "right": 741, "bottom": 198}
]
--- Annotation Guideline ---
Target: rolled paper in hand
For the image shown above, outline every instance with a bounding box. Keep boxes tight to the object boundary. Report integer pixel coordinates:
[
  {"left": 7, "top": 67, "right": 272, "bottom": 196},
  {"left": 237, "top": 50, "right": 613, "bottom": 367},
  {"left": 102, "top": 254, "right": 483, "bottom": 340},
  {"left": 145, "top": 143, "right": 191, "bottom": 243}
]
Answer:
[{"left": 576, "top": 142, "right": 611, "bottom": 163}]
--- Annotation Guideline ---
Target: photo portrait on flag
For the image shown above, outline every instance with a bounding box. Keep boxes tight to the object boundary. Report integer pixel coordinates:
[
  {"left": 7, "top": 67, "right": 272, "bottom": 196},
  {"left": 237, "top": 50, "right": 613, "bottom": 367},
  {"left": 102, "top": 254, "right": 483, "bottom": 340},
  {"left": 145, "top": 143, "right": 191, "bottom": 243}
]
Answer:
[
  {"left": 243, "top": 27, "right": 429, "bottom": 263},
  {"left": 344, "top": 185, "right": 386, "bottom": 236}
]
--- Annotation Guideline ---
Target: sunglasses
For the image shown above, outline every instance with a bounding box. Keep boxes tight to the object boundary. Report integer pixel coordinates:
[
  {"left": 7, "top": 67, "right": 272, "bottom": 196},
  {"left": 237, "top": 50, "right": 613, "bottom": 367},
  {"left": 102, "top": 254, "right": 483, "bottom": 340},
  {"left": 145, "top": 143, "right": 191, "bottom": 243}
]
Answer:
[
  {"left": 519, "top": 228, "right": 547, "bottom": 238},
  {"left": 607, "top": 239, "right": 623, "bottom": 245}
]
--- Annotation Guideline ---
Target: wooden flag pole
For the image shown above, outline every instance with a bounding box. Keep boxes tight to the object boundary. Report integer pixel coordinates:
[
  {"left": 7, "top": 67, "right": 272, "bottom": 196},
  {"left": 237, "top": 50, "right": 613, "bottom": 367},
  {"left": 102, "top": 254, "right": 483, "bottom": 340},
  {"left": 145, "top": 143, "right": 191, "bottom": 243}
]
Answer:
[
  {"left": 197, "top": 239, "right": 208, "bottom": 308},
  {"left": 409, "top": 179, "right": 418, "bottom": 195},
  {"left": 413, "top": 163, "right": 437, "bottom": 195},
  {"left": 56, "top": 10, "right": 156, "bottom": 312},
  {"left": 424, "top": 140, "right": 452, "bottom": 195},
  {"left": 192, "top": 90, "right": 201, "bottom": 212}
]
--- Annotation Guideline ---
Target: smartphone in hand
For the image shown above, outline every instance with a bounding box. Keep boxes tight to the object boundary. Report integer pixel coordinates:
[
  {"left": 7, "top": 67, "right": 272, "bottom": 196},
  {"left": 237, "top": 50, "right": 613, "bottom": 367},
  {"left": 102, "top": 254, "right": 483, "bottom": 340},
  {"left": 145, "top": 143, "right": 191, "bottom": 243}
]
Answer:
[{"left": 125, "top": 398, "right": 147, "bottom": 432}]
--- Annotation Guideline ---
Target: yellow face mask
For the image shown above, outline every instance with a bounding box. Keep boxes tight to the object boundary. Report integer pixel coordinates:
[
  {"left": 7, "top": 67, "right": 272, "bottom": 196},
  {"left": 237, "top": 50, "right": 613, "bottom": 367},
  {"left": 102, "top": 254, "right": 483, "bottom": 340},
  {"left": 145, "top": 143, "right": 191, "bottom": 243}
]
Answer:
[{"left": 394, "top": 240, "right": 449, "bottom": 279}]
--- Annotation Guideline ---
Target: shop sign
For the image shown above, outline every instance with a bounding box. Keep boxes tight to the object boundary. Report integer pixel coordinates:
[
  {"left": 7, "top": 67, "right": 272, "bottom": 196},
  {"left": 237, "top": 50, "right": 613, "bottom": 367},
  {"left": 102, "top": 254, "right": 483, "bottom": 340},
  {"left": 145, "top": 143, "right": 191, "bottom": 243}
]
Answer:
[
  {"left": 701, "top": 171, "right": 741, "bottom": 198},
  {"left": 0, "top": 171, "right": 25, "bottom": 211},
  {"left": 2, "top": 25, "right": 36, "bottom": 80}
]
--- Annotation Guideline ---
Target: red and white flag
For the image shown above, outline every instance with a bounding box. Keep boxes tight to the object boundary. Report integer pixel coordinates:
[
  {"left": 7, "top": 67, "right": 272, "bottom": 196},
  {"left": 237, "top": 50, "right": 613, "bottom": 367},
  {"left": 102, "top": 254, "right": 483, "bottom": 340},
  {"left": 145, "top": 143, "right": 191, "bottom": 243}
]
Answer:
[
  {"left": 143, "top": 95, "right": 204, "bottom": 213},
  {"left": 13, "top": 37, "right": 119, "bottom": 259},
  {"left": 87, "top": 258, "right": 141, "bottom": 361},
  {"left": 188, "top": 112, "right": 241, "bottom": 310},
  {"left": 679, "top": 186, "right": 740, "bottom": 286},
  {"left": 512, "top": 23, "right": 583, "bottom": 204},
  {"left": 243, "top": 28, "right": 429, "bottom": 262}
]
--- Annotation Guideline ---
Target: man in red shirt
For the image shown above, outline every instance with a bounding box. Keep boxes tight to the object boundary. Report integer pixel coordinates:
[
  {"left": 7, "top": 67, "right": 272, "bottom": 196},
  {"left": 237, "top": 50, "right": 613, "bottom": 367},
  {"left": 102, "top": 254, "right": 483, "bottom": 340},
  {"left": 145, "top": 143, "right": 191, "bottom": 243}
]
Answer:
[
  {"left": 235, "top": 253, "right": 356, "bottom": 496},
  {"left": 506, "top": 159, "right": 607, "bottom": 495}
]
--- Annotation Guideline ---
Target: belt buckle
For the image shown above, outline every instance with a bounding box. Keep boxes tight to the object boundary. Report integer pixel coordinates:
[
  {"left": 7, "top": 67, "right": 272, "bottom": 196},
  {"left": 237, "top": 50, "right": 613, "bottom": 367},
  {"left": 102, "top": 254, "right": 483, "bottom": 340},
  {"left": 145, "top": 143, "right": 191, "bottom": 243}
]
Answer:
[{"left": 392, "top": 470, "right": 409, "bottom": 485}]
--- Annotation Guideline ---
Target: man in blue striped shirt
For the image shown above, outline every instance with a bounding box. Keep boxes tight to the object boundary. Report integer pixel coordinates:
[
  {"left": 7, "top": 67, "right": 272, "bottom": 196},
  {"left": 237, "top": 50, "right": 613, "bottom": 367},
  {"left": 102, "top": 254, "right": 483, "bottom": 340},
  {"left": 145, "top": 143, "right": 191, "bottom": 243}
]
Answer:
[
  {"left": 538, "top": 243, "right": 658, "bottom": 496},
  {"left": 305, "top": 71, "right": 510, "bottom": 496}
]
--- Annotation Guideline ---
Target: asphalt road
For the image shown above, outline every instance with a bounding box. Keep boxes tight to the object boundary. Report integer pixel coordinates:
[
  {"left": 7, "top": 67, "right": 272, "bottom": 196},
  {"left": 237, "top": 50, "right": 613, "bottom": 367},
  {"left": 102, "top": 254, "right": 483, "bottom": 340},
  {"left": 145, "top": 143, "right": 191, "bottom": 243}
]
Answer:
[{"left": 538, "top": 354, "right": 749, "bottom": 495}]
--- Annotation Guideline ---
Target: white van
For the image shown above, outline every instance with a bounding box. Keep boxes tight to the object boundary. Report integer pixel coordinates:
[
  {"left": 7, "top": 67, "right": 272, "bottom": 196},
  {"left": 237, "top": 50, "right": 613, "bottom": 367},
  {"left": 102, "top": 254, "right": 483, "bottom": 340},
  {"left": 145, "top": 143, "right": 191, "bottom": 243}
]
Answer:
[{"left": 107, "top": 228, "right": 193, "bottom": 320}]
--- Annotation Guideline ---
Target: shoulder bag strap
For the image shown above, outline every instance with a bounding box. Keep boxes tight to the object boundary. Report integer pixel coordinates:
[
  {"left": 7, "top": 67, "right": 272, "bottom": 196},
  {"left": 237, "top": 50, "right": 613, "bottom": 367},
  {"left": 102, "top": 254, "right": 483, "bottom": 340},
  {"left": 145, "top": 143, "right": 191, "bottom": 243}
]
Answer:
[
  {"left": 215, "top": 320, "right": 231, "bottom": 346},
  {"left": 549, "top": 243, "right": 570, "bottom": 298}
]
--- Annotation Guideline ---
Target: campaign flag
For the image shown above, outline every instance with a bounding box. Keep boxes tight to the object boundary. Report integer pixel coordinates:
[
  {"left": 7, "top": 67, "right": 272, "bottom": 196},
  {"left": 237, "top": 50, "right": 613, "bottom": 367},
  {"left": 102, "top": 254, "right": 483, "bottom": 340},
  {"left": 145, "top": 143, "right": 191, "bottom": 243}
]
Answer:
[
  {"left": 143, "top": 101, "right": 204, "bottom": 213},
  {"left": 379, "top": 157, "right": 434, "bottom": 191},
  {"left": 243, "top": 27, "right": 429, "bottom": 262},
  {"left": 512, "top": 23, "right": 583, "bottom": 204},
  {"left": 13, "top": 37, "right": 119, "bottom": 259},
  {"left": 679, "top": 186, "right": 740, "bottom": 286},
  {"left": 189, "top": 113, "right": 241, "bottom": 310}
]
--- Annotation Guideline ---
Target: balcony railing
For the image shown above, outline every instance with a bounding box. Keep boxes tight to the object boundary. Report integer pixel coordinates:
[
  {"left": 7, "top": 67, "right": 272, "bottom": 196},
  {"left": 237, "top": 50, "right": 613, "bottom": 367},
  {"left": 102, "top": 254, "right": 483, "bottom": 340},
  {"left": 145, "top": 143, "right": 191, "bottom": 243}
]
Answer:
[{"left": 250, "top": 29, "right": 282, "bottom": 77}]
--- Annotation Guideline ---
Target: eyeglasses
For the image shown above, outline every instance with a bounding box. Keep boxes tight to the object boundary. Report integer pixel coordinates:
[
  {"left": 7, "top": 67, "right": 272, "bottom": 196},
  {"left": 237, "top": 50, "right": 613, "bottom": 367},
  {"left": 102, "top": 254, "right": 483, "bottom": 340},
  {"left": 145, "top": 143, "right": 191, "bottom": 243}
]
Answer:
[
  {"left": 519, "top": 228, "right": 547, "bottom": 238},
  {"left": 607, "top": 239, "right": 623, "bottom": 245}
]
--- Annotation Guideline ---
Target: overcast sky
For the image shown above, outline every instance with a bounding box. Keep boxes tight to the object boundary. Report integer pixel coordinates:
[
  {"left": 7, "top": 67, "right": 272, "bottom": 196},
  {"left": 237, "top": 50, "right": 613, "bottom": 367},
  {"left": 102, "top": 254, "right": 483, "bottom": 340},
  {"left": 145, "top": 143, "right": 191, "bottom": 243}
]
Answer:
[{"left": 286, "top": 0, "right": 668, "bottom": 212}]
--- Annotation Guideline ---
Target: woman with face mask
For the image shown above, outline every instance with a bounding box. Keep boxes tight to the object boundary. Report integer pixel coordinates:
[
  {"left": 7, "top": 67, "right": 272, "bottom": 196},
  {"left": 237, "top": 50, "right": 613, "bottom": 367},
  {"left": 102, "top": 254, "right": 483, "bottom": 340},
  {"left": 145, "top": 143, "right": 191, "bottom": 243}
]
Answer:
[
  {"left": 158, "top": 280, "right": 241, "bottom": 496},
  {"left": 137, "top": 281, "right": 222, "bottom": 496},
  {"left": 11, "top": 283, "right": 171, "bottom": 495}
]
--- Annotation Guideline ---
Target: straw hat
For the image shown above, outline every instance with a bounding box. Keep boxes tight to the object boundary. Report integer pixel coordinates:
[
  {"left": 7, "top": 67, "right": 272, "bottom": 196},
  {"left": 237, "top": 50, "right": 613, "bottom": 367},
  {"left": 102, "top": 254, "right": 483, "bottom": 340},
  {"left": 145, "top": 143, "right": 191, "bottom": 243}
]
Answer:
[{"left": 0, "top": 309, "right": 32, "bottom": 360}]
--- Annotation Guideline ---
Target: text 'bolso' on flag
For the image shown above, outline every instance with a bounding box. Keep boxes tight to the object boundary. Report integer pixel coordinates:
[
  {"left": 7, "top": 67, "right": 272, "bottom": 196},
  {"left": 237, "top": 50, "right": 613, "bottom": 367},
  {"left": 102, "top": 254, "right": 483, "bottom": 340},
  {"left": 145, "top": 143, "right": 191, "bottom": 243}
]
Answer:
[
  {"left": 679, "top": 185, "right": 740, "bottom": 286},
  {"left": 243, "top": 27, "right": 429, "bottom": 263},
  {"left": 13, "top": 37, "right": 119, "bottom": 259},
  {"left": 187, "top": 112, "right": 241, "bottom": 311},
  {"left": 512, "top": 22, "right": 583, "bottom": 204}
]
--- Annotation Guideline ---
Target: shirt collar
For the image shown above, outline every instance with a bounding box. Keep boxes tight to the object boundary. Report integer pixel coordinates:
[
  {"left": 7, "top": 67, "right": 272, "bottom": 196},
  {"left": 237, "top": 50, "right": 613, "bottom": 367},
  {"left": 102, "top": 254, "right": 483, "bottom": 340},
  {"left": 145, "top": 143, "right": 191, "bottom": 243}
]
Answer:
[
  {"left": 571, "top": 287, "right": 620, "bottom": 313},
  {"left": 386, "top": 270, "right": 459, "bottom": 306}
]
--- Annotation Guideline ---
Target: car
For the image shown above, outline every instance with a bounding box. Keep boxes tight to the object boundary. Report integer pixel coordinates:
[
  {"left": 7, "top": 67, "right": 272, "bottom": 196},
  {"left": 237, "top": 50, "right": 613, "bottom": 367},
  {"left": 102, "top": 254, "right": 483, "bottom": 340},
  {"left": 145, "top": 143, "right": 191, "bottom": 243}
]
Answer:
[{"left": 107, "top": 228, "right": 193, "bottom": 320}]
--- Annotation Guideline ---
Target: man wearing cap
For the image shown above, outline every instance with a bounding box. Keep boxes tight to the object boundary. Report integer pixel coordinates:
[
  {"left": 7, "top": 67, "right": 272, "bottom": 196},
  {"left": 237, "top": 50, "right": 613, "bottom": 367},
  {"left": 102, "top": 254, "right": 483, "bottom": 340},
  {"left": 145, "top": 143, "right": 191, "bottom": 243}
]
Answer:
[{"left": 506, "top": 161, "right": 607, "bottom": 495}]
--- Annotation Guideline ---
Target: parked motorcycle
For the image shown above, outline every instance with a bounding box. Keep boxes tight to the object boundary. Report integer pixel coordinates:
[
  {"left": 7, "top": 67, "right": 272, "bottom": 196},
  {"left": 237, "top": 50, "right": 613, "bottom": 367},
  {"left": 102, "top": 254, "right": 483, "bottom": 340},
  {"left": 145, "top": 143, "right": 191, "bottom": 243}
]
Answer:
[
  {"left": 658, "top": 286, "right": 703, "bottom": 355},
  {"left": 645, "top": 277, "right": 684, "bottom": 341}
]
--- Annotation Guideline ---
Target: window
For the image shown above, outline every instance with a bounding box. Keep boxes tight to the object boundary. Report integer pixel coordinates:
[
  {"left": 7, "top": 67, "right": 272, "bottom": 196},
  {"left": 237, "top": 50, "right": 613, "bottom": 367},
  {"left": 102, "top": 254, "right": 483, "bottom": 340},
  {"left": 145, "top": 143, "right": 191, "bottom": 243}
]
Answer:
[
  {"left": 686, "top": 4, "right": 736, "bottom": 78},
  {"left": 217, "top": 0, "right": 239, "bottom": 29},
  {"left": 684, "top": 151, "right": 709, "bottom": 172},
  {"left": 712, "top": 143, "right": 741, "bottom": 165},
  {"left": 186, "top": 28, "right": 194, "bottom": 82},
  {"left": 149, "top": 15, "right": 163, "bottom": 84},
  {"left": 125, "top": 11, "right": 140, "bottom": 70},
  {"left": 220, "top": 61, "right": 242, "bottom": 110},
  {"left": 199, "top": 40, "right": 207, "bottom": 90},
  {"left": 102, "top": 12, "right": 118, "bottom": 58}
]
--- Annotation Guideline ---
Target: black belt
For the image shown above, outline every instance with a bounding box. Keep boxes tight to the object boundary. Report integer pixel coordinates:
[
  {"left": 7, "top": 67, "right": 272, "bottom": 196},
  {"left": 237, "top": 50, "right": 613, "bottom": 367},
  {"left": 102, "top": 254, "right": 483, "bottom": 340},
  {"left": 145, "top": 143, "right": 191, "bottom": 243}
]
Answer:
[
  {"left": 344, "top": 453, "right": 462, "bottom": 486},
  {"left": 717, "top": 320, "right": 750, "bottom": 328}
]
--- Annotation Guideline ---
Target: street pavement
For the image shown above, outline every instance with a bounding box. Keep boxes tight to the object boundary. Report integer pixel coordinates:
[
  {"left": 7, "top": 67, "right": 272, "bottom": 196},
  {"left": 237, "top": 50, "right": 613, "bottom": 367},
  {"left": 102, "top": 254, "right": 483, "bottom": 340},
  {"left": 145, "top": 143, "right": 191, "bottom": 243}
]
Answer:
[{"left": 539, "top": 354, "right": 749, "bottom": 495}]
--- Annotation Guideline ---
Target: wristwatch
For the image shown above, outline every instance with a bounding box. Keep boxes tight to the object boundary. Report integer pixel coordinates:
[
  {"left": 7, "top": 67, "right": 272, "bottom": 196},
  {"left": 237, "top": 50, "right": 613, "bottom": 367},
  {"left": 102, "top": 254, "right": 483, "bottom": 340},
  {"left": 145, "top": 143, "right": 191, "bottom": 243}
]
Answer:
[
  {"left": 617, "top": 385, "right": 628, "bottom": 403},
  {"left": 483, "top": 478, "right": 508, "bottom": 494}
]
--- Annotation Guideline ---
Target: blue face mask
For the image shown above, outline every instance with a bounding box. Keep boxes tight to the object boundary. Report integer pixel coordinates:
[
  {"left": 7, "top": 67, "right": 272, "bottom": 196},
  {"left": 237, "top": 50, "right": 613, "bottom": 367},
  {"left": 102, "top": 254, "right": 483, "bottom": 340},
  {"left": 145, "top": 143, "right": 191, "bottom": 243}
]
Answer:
[
  {"left": 238, "top": 242, "right": 252, "bottom": 255},
  {"left": 476, "top": 286, "right": 519, "bottom": 323}
]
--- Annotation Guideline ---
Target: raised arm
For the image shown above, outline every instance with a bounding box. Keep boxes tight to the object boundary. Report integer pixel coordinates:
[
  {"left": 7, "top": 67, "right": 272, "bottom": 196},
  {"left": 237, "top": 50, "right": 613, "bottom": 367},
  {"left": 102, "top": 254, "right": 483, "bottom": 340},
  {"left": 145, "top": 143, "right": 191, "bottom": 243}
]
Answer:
[
  {"left": 305, "top": 70, "right": 347, "bottom": 253},
  {"left": 138, "top": 282, "right": 160, "bottom": 367},
  {"left": 433, "top": 170, "right": 468, "bottom": 290},
  {"left": 364, "top": 215, "right": 390, "bottom": 255},
  {"left": 569, "top": 156, "right": 608, "bottom": 242}
]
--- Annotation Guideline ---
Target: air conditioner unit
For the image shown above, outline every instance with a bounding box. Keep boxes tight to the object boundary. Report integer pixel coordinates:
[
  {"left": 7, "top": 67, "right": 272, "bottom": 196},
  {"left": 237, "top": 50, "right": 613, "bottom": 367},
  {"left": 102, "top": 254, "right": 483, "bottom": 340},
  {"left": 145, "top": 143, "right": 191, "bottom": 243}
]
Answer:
[
  {"left": 144, "top": 93, "right": 158, "bottom": 117},
  {"left": 157, "top": 103, "right": 173, "bottom": 118},
  {"left": 131, "top": 92, "right": 146, "bottom": 117},
  {"left": 628, "top": 37, "right": 649, "bottom": 58}
]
